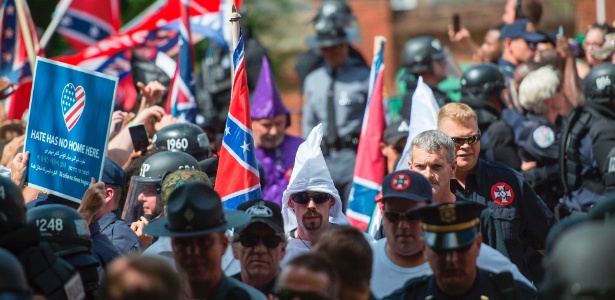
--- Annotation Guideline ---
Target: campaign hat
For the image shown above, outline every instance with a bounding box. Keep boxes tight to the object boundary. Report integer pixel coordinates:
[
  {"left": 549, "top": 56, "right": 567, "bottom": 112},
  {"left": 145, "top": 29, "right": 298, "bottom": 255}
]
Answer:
[{"left": 144, "top": 181, "right": 250, "bottom": 237}]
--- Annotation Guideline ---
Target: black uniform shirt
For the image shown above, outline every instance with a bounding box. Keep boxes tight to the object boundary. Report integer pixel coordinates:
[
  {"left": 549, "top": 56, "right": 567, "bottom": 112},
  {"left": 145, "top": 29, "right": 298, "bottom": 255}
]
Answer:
[
  {"left": 450, "top": 159, "right": 556, "bottom": 280},
  {"left": 382, "top": 268, "right": 537, "bottom": 300}
]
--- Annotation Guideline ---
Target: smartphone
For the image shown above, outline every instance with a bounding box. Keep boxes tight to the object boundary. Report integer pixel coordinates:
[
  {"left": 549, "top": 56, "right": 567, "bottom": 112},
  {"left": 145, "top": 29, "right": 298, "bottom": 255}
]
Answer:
[
  {"left": 452, "top": 14, "right": 461, "bottom": 34},
  {"left": 129, "top": 124, "right": 149, "bottom": 152}
]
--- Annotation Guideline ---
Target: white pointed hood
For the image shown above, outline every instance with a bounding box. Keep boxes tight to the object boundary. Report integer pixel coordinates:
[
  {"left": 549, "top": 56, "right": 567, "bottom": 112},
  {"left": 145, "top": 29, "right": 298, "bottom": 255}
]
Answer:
[{"left": 281, "top": 124, "right": 348, "bottom": 233}]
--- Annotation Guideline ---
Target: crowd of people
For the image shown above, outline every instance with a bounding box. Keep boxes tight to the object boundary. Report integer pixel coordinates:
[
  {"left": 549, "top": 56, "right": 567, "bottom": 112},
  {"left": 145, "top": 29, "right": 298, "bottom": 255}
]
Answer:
[{"left": 2, "top": 0, "right": 615, "bottom": 299}]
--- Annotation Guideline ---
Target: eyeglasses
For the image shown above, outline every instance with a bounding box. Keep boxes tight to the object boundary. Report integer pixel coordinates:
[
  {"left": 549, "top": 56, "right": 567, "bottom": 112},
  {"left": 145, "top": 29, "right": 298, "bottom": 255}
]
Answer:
[
  {"left": 237, "top": 234, "right": 283, "bottom": 248},
  {"left": 290, "top": 192, "right": 332, "bottom": 205},
  {"left": 383, "top": 210, "right": 418, "bottom": 223},
  {"left": 272, "top": 288, "right": 332, "bottom": 300},
  {"left": 450, "top": 131, "right": 481, "bottom": 147}
]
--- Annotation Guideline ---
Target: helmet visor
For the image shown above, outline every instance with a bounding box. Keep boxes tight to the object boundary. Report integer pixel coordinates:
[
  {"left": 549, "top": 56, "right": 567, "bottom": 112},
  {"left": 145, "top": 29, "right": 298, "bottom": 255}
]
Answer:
[{"left": 122, "top": 176, "right": 163, "bottom": 224}]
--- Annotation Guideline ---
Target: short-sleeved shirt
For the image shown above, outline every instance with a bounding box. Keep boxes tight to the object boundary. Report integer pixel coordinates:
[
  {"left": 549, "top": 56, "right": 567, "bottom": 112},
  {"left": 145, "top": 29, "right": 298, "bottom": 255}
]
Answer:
[
  {"left": 302, "top": 57, "right": 369, "bottom": 139},
  {"left": 382, "top": 268, "right": 537, "bottom": 300},
  {"left": 450, "top": 159, "right": 557, "bottom": 280},
  {"left": 516, "top": 113, "right": 560, "bottom": 165}
]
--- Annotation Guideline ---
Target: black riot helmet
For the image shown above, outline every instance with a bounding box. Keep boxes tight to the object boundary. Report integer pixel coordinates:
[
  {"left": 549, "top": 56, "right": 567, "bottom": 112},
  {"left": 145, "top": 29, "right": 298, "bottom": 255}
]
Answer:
[
  {"left": 0, "top": 248, "right": 30, "bottom": 297},
  {"left": 461, "top": 63, "right": 506, "bottom": 100},
  {"left": 584, "top": 62, "right": 615, "bottom": 104},
  {"left": 401, "top": 36, "right": 446, "bottom": 74},
  {"left": 152, "top": 123, "right": 212, "bottom": 161},
  {"left": 26, "top": 204, "right": 91, "bottom": 256},
  {"left": 0, "top": 176, "right": 26, "bottom": 235},
  {"left": 314, "top": 0, "right": 356, "bottom": 23},
  {"left": 122, "top": 151, "right": 201, "bottom": 224}
]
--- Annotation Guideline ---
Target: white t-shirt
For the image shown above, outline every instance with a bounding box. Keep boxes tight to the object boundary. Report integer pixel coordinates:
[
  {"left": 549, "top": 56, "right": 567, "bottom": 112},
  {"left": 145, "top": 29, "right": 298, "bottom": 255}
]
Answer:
[
  {"left": 370, "top": 238, "right": 535, "bottom": 298},
  {"left": 280, "top": 238, "right": 311, "bottom": 267}
]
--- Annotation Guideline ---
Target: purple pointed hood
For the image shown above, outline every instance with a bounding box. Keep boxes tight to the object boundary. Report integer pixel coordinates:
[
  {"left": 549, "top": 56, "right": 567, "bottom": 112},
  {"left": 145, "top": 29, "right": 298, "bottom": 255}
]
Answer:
[{"left": 250, "top": 56, "right": 290, "bottom": 126}]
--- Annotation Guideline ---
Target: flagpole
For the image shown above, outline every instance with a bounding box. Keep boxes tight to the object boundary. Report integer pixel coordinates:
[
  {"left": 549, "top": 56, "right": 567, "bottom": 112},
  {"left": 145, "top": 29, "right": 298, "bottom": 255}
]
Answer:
[
  {"left": 39, "top": 0, "right": 74, "bottom": 50},
  {"left": 229, "top": 5, "right": 241, "bottom": 79},
  {"left": 373, "top": 36, "right": 385, "bottom": 57},
  {"left": 13, "top": 0, "right": 37, "bottom": 68}
]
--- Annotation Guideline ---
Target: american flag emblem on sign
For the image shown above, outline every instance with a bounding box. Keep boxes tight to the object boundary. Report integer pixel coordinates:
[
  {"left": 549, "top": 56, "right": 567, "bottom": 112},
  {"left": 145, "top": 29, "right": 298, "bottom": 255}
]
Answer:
[{"left": 61, "top": 83, "right": 86, "bottom": 131}]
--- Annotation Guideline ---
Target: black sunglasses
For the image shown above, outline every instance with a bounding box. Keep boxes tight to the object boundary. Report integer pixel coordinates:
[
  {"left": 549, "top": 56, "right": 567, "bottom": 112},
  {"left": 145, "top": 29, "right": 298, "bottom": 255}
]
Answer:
[
  {"left": 450, "top": 130, "right": 481, "bottom": 147},
  {"left": 272, "top": 288, "right": 332, "bottom": 300},
  {"left": 290, "top": 192, "right": 332, "bottom": 205},
  {"left": 383, "top": 210, "right": 418, "bottom": 223},
  {"left": 237, "top": 234, "right": 282, "bottom": 248}
]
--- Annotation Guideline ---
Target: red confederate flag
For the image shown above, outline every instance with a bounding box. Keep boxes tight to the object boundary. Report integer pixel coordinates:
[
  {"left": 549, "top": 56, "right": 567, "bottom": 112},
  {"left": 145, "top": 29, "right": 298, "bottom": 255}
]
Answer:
[
  {"left": 56, "top": 0, "right": 121, "bottom": 50},
  {"left": 215, "top": 27, "right": 262, "bottom": 210}
]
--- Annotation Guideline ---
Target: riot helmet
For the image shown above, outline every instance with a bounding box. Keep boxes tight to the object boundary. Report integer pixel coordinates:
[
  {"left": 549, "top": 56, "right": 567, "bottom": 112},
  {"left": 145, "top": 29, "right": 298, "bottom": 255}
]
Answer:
[
  {"left": 584, "top": 62, "right": 615, "bottom": 104},
  {"left": 0, "top": 176, "right": 26, "bottom": 235},
  {"left": 401, "top": 36, "right": 447, "bottom": 74},
  {"left": 26, "top": 204, "right": 91, "bottom": 256},
  {"left": 461, "top": 63, "right": 506, "bottom": 99},
  {"left": 0, "top": 248, "right": 30, "bottom": 298},
  {"left": 122, "top": 151, "right": 201, "bottom": 224},
  {"left": 152, "top": 123, "right": 212, "bottom": 161}
]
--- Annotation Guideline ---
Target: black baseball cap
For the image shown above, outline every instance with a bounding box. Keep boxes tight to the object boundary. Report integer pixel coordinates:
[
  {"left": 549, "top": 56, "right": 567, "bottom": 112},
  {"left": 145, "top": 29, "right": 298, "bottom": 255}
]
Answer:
[
  {"left": 500, "top": 19, "right": 547, "bottom": 43},
  {"left": 236, "top": 199, "right": 284, "bottom": 234},
  {"left": 380, "top": 170, "right": 432, "bottom": 203}
]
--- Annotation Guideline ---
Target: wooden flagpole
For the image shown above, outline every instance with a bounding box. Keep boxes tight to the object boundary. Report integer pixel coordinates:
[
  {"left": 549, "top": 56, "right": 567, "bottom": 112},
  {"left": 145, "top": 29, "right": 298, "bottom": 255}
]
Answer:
[{"left": 229, "top": 5, "right": 241, "bottom": 79}]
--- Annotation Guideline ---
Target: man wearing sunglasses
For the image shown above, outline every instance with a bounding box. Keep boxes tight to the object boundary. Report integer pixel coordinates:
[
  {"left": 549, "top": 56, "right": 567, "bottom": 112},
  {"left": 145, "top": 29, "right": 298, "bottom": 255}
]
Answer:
[
  {"left": 499, "top": 19, "right": 547, "bottom": 80},
  {"left": 383, "top": 202, "right": 537, "bottom": 300},
  {"left": 281, "top": 124, "right": 353, "bottom": 265},
  {"left": 232, "top": 199, "right": 287, "bottom": 296},
  {"left": 437, "top": 103, "right": 556, "bottom": 283}
]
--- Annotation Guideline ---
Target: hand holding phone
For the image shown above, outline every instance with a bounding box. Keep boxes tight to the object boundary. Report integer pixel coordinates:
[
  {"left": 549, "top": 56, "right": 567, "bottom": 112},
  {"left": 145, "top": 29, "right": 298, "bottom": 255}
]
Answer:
[
  {"left": 452, "top": 14, "right": 461, "bottom": 34},
  {"left": 129, "top": 124, "right": 149, "bottom": 152}
]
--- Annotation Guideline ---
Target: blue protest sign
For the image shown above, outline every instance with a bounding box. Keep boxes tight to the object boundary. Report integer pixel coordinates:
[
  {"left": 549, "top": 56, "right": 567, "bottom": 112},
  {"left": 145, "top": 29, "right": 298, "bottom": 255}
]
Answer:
[{"left": 24, "top": 57, "right": 117, "bottom": 203}]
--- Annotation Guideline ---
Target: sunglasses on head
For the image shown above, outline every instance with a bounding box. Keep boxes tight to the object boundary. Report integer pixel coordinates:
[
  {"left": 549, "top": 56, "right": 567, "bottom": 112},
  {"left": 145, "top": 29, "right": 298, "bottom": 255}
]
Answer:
[
  {"left": 383, "top": 210, "right": 418, "bottom": 223},
  {"left": 272, "top": 288, "right": 332, "bottom": 300},
  {"left": 290, "top": 192, "right": 332, "bottom": 205},
  {"left": 237, "top": 234, "right": 282, "bottom": 248},
  {"left": 450, "top": 130, "right": 481, "bottom": 147}
]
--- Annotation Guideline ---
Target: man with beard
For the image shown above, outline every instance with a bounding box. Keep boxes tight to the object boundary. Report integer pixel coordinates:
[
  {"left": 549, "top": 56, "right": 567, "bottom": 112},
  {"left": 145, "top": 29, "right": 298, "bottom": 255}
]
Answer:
[
  {"left": 384, "top": 202, "right": 537, "bottom": 300},
  {"left": 231, "top": 199, "right": 287, "bottom": 297},
  {"left": 281, "top": 124, "right": 356, "bottom": 265},
  {"left": 143, "top": 182, "right": 266, "bottom": 299},
  {"left": 437, "top": 103, "right": 556, "bottom": 282}
]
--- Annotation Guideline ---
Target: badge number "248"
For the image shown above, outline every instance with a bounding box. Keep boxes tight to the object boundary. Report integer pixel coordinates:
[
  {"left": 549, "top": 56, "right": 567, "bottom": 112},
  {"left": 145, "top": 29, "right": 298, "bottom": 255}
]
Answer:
[{"left": 36, "top": 218, "right": 64, "bottom": 232}]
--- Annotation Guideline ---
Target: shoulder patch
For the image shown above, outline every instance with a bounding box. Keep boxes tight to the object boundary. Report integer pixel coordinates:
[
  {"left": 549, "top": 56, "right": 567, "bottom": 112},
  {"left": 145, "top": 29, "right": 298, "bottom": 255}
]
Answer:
[{"left": 532, "top": 125, "right": 555, "bottom": 148}]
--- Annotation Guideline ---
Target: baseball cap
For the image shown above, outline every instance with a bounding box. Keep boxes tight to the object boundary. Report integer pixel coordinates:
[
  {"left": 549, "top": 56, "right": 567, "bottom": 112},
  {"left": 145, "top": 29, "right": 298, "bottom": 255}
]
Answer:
[
  {"left": 236, "top": 199, "right": 284, "bottom": 234},
  {"left": 500, "top": 19, "right": 547, "bottom": 43},
  {"left": 380, "top": 170, "right": 432, "bottom": 203},
  {"left": 591, "top": 33, "right": 615, "bottom": 61},
  {"left": 102, "top": 157, "right": 126, "bottom": 186},
  {"left": 411, "top": 201, "right": 486, "bottom": 250},
  {"left": 383, "top": 120, "right": 409, "bottom": 146}
]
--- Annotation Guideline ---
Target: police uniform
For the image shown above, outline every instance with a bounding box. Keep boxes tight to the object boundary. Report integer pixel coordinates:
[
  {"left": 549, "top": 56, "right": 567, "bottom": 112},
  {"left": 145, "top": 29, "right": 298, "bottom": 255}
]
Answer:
[
  {"left": 517, "top": 114, "right": 560, "bottom": 164},
  {"left": 302, "top": 51, "right": 369, "bottom": 206},
  {"left": 91, "top": 209, "right": 142, "bottom": 254},
  {"left": 383, "top": 202, "right": 537, "bottom": 300},
  {"left": 450, "top": 159, "right": 556, "bottom": 281}
]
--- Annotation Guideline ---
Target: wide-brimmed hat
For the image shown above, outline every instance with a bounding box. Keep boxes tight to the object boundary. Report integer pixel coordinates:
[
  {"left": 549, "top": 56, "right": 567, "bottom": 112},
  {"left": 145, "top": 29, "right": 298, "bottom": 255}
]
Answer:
[{"left": 143, "top": 182, "right": 251, "bottom": 237}]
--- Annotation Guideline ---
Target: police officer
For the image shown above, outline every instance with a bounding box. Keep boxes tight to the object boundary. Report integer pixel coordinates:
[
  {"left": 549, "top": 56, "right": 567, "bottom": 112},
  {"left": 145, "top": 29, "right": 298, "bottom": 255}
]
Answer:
[
  {"left": 383, "top": 202, "right": 538, "bottom": 300},
  {"left": 302, "top": 17, "right": 369, "bottom": 210},
  {"left": 27, "top": 204, "right": 100, "bottom": 299},
  {"left": 294, "top": 0, "right": 367, "bottom": 93},
  {"left": 460, "top": 63, "right": 521, "bottom": 170},
  {"left": 559, "top": 62, "right": 615, "bottom": 216},
  {"left": 438, "top": 102, "right": 556, "bottom": 282},
  {"left": 0, "top": 176, "right": 84, "bottom": 300},
  {"left": 398, "top": 36, "right": 452, "bottom": 120}
]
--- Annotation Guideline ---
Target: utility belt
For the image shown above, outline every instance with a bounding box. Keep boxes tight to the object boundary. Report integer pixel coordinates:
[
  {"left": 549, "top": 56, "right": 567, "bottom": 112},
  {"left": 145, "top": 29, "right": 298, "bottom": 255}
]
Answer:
[{"left": 321, "top": 134, "right": 359, "bottom": 156}]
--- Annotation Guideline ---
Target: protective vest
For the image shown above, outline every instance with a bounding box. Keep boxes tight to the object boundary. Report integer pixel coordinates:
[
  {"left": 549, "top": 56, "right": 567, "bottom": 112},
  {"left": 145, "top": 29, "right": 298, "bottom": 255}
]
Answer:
[{"left": 560, "top": 104, "right": 615, "bottom": 194}]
